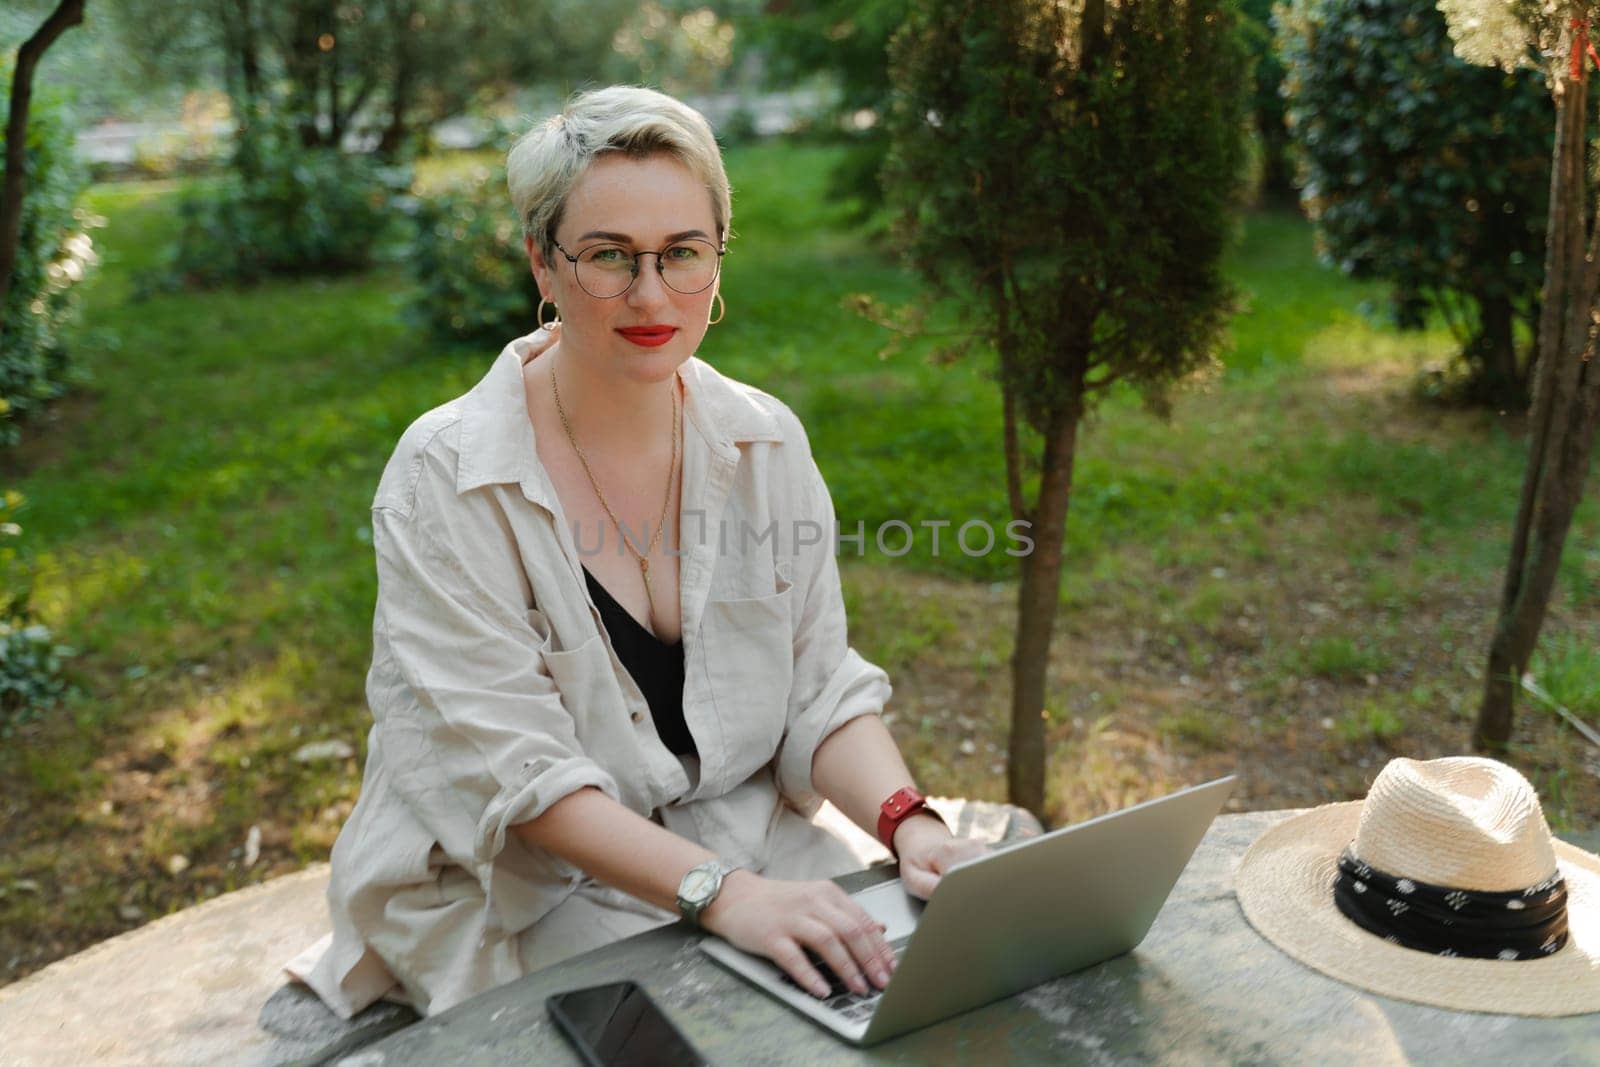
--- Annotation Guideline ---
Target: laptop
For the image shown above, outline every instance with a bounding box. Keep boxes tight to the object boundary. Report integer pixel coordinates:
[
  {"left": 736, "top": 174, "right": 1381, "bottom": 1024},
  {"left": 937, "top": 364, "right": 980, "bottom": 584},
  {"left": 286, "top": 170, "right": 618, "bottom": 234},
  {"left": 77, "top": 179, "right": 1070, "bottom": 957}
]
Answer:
[{"left": 700, "top": 775, "right": 1235, "bottom": 1046}]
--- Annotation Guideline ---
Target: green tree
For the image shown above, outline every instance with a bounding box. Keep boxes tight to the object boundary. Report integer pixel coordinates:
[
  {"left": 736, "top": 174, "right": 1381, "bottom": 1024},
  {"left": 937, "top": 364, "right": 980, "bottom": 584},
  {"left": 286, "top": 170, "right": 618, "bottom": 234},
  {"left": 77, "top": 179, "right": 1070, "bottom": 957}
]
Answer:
[
  {"left": 1239, "top": 0, "right": 1292, "bottom": 201},
  {"left": 0, "top": 47, "right": 92, "bottom": 433},
  {"left": 0, "top": 2, "right": 88, "bottom": 720},
  {"left": 114, "top": 0, "right": 632, "bottom": 285},
  {"left": 1437, "top": 1, "right": 1600, "bottom": 748},
  {"left": 884, "top": 0, "right": 1250, "bottom": 816},
  {"left": 750, "top": 0, "right": 908, "bottom": 211},
  {"left": 1, "top": 0, "right": 83, "bottom": 321},
  {"left": 608, "top": 1, "right": 747, "bottom": 97},
  {"left": 109, "top": 0, "right": 635, "bottom": 161},
  {"left": 1277, "top": 0, "right": 1553, "bottom": 406}
]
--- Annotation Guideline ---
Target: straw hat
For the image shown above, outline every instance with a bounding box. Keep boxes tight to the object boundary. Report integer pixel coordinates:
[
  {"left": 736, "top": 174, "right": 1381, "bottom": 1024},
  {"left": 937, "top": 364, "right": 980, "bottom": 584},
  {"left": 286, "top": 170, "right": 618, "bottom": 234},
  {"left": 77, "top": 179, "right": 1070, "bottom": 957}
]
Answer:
[{"left": 1235, "top": 756, "right": 1600, "bottom": 1016}]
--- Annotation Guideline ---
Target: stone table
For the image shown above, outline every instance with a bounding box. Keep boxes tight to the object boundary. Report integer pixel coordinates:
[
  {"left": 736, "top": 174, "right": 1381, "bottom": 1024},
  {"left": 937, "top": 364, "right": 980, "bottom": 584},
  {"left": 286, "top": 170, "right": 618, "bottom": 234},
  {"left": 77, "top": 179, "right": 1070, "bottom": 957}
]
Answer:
[
  {"left": 3, "top": 810, "right": 1596, "bottom": 1065},
  {"left": 0, "top": 798, "right": 1032, "bottom": 1066},
  {"left": 334, "top": 813, "right": 1600, "bottom": 1067},
  {"left": 0, "top": 865, "right": 416, "bottom": 1067}
]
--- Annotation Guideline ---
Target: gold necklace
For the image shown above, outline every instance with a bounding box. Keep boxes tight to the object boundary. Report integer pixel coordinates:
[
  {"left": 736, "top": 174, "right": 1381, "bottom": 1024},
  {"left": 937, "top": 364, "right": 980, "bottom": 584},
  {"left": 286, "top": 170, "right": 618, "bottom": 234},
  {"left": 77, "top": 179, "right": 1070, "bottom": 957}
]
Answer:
[{"left": 551, "top": 363, "right": 680, "bottom": 623}]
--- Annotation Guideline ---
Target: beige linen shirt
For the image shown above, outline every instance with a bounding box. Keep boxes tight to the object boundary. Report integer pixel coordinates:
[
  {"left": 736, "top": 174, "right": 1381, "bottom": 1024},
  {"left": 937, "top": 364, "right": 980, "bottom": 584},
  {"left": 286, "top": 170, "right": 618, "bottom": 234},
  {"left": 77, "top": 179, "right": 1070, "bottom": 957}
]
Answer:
[{"left": 285, "top": 332, "right": 892, "bottom": 1018}]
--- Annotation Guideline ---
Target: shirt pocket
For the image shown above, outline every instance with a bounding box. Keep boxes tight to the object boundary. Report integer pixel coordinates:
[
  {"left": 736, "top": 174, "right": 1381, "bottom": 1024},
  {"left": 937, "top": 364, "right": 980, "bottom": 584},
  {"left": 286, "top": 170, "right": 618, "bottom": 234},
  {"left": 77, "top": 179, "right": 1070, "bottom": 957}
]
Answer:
[
  {"left": 540, "top": 633, "right": 653, "bottom": 813},
  {"left": 541, "top": 633, "right": 624, "bottom": 744},
  {"left": 700, "top": 579, "right": 795, "bottom": 784}
]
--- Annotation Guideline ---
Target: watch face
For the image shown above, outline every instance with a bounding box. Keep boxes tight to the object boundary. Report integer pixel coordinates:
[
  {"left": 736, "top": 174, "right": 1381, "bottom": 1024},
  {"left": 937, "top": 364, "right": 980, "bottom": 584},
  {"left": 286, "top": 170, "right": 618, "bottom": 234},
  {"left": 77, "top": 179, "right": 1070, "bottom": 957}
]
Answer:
[{"left": 682, "top": 868, "right": 715, "bottom": 902}]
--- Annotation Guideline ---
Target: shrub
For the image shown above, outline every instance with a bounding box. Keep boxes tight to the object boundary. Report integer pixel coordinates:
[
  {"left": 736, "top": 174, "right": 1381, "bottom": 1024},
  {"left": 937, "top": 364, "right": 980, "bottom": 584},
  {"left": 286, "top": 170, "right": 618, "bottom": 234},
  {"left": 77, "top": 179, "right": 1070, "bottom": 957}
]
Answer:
[
  {"left": 0, "top": 489, "right": 70, "bottom": 737},
  {"left": 0, "top": 56, "right": 96, "bottom": 451},
  {"left": 167, "top": 111, "right": 408, "bottom": 287},
  {"left": 405, "top": 162, "right": 539, "bottom": 345},
  {"left": 1240, "top": 0, "right": 1293, "bottom": 202},
  {"left": 1277, "top": 0, "right": 1553, "bottom": 406},
  {"left": 0, "top": 618, "right": 74, "bottom": 737}
]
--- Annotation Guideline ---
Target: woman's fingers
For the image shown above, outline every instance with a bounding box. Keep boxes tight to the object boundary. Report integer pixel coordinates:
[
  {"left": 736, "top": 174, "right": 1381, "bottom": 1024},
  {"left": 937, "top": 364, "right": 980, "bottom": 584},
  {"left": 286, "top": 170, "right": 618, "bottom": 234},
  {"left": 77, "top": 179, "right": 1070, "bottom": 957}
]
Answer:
[
  {"left": 827, "top": 903, "right": 895, "bottom": 988},
  {"left": 900, "top": 862, "right": 940, "bottom": 900},
  {"left": 902, "top": 837, "right": 989, "bottom": 900},
  {"left": 768, "top": 937, "right": 832, "bottom": 1000},
  {"left": 946, "top": 837, "right": 988, "bottom": 866},
  {"left": 799, "top": 918, "right": 871, "bottom": 997},
  {"left": 749, "top": 880, "right": 911, "bottom": 999}
]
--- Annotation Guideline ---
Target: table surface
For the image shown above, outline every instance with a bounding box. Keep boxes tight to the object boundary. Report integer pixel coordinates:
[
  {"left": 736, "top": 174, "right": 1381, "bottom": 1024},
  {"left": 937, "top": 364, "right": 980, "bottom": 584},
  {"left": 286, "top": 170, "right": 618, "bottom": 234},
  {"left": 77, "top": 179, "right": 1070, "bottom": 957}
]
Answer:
[{"left": 341, "top": 812, "right": 1600, "bottom": 1067}]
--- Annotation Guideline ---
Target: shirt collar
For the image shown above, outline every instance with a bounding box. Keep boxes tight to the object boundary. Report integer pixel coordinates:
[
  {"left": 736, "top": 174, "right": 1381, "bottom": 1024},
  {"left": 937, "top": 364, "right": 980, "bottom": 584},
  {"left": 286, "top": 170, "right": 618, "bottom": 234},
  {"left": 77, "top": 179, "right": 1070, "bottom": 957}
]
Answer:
[{"left": 455, "top": 333, "right": 783, "bottom": 503}]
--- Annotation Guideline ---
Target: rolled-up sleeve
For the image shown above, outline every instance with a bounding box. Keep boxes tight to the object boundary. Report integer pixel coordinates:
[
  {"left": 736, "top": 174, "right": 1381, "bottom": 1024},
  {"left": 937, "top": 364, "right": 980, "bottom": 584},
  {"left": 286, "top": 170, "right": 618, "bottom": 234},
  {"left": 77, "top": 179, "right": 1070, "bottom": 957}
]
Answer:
[
  {"left": 772, "top": 453, "right": 892, "bottom": 812},
  {"left": 368, "top": 459, "right": 620, "bottom": 870}
]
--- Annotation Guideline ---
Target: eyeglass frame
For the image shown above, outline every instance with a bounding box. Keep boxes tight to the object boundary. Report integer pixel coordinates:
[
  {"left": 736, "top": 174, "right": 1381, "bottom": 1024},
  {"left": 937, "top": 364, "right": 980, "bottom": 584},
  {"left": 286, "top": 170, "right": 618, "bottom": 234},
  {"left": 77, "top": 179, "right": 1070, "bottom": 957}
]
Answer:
[{"left": 550, "top": 235, "right": 727, "bottom": 299}]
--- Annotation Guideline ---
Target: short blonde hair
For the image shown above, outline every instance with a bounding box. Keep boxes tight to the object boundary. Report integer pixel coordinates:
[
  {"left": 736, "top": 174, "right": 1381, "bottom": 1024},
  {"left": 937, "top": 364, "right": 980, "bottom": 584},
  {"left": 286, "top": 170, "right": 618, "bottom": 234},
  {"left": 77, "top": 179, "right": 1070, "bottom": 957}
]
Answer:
[{"left": 507, "top": 85, "right": 732, "bottom": 260}]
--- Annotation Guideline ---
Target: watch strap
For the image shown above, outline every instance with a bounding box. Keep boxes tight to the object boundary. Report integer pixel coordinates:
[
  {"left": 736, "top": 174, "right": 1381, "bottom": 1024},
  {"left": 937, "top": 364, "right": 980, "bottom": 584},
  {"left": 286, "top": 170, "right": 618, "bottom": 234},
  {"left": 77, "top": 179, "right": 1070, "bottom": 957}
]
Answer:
[
  {"left": 877, "top": 787, "right": 944, "bottom": 854},
  {"left": 676, "top": 859, "right": 737, "bottom": 926}
]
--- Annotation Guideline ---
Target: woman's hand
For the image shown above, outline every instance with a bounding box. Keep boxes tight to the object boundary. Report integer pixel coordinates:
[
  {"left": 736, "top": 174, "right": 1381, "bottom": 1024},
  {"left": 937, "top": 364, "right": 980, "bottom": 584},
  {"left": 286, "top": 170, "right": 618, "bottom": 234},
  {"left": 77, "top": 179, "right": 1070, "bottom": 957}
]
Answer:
[
  {"left": 893, "top": 814, "right": 988, "bottom": 900},
  {"left": 700, "top": 870, "right": 897, "bottom": 1000}
]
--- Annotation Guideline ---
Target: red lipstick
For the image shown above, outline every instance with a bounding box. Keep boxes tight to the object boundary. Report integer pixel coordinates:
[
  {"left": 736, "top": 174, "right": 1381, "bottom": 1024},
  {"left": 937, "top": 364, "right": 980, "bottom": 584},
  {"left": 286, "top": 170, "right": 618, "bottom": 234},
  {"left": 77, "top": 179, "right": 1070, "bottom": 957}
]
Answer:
[{"left": 616, "top": 325, "right": 678, "bottom": 348}]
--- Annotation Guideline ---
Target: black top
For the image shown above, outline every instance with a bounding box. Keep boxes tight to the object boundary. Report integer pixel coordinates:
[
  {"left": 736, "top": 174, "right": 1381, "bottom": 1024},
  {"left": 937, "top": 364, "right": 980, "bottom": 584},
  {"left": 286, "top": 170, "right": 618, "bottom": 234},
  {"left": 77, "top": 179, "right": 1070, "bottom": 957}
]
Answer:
[{"left": 581, "top": 565, "right": 696, "bottom": 758}]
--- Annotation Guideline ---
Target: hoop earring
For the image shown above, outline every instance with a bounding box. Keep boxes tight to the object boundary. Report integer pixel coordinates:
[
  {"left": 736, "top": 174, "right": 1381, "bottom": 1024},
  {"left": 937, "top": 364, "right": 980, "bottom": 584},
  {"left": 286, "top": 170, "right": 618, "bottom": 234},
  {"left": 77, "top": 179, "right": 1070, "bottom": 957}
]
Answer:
[
  {"left": 708, "top": 291, "right": 725, "bottom": 326},
  {"left": 538, "top": 297, "right": 560, "bottom": 329}
]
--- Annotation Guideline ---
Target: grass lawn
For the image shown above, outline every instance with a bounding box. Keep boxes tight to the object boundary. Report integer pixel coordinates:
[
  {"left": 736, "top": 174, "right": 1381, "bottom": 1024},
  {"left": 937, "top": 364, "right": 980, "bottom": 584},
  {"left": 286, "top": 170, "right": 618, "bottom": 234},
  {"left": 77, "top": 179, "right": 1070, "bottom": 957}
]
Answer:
[{"left": 3, "top": 140, "right": 1598, "bottom": 986}]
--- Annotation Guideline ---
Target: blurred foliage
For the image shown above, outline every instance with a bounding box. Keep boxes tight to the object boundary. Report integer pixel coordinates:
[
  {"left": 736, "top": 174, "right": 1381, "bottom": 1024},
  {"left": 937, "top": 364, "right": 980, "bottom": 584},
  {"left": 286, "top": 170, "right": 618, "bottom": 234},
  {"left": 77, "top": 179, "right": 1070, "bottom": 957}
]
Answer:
[
  {"left": 1239, "top": 0, "right": 1293, "bottom": 201},
  {"left": 0, "top": 484, "right": 44, "bottom": 713},
  {"left": 1, "top": 2, "right": 192, "bottom": 124},
  {"left": 885, "top": 0, "right": 1252, "bottom": 424},
  {"left": 405, "top": 162, "right": 538, "bottom": 344},
  {"left": 0, "top": 614, "right": 75, "bottom": 738},
  {"left": 121, "top": 89, "right": 235, "bottom": 179},
  {"left": 755, "top": 0, "right": 906, "bottom": 115},
  {"left": 0, "top": 55, "right": 96, "bottom": 451},
  {"left": 0, "top": 620, "right": 73, "bottom": 732},
  {"left": 607, "top": 2, "right": 745, "bottom": 96},
  {"left": 1277, "top": 0, "right": 1555, "bottom": 406},
  {"left": 746, "top": 0, "right": 908, "bottom": 214},
  {"left": 162, "top": 111, "right": 409, "bottom": 287},
  {"left": 106, "top": 0, "right": 640, "bottom": 158}
]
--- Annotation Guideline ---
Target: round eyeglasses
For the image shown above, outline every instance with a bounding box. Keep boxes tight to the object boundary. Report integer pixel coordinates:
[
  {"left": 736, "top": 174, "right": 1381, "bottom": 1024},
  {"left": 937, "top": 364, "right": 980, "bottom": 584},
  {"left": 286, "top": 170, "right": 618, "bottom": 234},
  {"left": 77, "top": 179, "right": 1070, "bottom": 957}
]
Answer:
[{"left": 552, "top": 237, "right": 725, "bottom": 300}]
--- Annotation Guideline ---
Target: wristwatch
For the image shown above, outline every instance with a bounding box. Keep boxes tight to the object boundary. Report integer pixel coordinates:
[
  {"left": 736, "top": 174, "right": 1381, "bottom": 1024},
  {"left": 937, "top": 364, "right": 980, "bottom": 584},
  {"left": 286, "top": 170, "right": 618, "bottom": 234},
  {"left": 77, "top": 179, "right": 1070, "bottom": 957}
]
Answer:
[
  {"left": 877, "top": 786, "right": 946, "bottom": 854},
  {"left": 676, "top": 859, "right": 740, "bottom": 926}
]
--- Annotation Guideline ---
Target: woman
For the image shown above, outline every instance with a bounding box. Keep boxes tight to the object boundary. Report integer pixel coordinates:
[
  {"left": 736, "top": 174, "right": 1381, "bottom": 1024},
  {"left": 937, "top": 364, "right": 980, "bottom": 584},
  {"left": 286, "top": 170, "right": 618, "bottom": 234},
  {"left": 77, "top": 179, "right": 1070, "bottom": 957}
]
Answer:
[{"left": 287, "top": 85, "right": 984, "bottom": 1019}]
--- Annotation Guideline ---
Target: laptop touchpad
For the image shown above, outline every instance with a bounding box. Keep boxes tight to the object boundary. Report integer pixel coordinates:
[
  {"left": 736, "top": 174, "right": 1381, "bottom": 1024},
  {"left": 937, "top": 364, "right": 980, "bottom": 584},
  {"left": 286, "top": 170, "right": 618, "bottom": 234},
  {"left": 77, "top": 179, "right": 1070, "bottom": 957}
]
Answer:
[{"left": 852, "top": 881, "right": 925, "bottom": 942}]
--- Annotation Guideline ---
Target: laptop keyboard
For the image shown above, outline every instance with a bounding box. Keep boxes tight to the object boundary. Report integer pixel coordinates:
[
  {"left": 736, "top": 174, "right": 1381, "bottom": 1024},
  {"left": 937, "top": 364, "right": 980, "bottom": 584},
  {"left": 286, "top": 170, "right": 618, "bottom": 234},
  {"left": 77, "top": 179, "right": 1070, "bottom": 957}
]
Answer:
[{"left": 776, "top": 937, "right": 911, "bottom": 1023}]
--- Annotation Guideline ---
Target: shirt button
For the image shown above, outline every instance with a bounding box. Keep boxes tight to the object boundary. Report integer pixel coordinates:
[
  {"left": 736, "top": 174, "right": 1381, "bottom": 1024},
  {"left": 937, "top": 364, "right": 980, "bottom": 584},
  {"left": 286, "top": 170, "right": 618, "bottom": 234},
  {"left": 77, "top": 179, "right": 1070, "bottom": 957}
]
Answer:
[{"left": 631, "top": 711, "right": 644, "bottom": 723}]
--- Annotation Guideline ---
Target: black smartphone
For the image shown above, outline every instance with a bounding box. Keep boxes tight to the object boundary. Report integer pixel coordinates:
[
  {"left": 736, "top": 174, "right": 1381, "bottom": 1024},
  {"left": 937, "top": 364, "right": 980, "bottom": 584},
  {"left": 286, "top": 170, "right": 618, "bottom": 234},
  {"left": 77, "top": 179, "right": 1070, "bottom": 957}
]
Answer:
[{"left": 546, "top": 980, "right": 707, "bottom": 1067}]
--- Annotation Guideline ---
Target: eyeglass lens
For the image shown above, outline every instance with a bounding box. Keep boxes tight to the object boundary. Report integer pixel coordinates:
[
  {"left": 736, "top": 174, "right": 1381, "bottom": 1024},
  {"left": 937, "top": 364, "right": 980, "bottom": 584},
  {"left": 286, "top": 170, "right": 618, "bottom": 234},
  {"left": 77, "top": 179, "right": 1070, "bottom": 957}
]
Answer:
[{"left": 573, "top": 239, "right": 721, "bottom": 298}]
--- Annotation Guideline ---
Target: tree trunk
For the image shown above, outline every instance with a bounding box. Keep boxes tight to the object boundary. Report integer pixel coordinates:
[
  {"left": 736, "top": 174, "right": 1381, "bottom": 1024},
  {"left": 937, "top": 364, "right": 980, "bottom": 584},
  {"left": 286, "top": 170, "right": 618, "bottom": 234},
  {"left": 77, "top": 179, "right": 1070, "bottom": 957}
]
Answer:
[
  {"left": 0, "top": 0, "right": 86, "bottom": 331},
  {"left": 997, "top": 0, "right": 1102, "bottom": 820},
  {"left": 377, "top": 0, "right": 415, "bottom": 160},
  {"left": 328, "top": 24, "right": 343, "bottom": 148},
  {"left": 284, "top": 1, "right": 330, "bottom": 148},
  {"left": 238, "top": 0, "right": 260, "bottom": 106},
  {"left": 1476, "top": 51, "right": 1595, "bottom": 749},
  {"left": 219, "top": 0, "right": 262, "bottom": 112},
  {"left": 1007, "top": 402, "right": 1082, "bottom": 819},
  {"left": 219, "top": 0, "right": 263, "bottom": 177},
  {"left": 1469, "top": 292, "right": 1522, "bottom": 406},
  {"left": 1481, "top": 395, "right": 1600, "bottom": 746}
]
